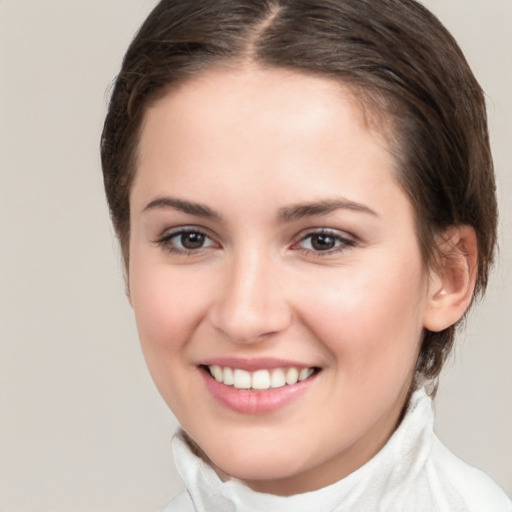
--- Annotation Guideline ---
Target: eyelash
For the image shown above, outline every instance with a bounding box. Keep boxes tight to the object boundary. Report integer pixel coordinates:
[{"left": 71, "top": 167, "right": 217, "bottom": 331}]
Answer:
[
  {"left": 155, "top": 227, "right": 357, "bottom": 257},
  {"left": 155, "top": 227, "right": 217, "bottom": 255},
  {"left": 292, "top": 229, "right": 357, "bottom": 257}
]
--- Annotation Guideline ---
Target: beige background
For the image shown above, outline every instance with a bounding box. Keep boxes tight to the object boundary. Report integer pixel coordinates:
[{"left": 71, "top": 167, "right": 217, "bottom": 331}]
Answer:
[{"left": 0, "top": 1, "right": 510, "bottom": 510}]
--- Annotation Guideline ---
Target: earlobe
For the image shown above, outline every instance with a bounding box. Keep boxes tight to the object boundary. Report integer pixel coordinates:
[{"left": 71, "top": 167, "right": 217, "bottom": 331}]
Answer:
[{"left": 423, "top": 225, "right": 478, "bottom": 332}]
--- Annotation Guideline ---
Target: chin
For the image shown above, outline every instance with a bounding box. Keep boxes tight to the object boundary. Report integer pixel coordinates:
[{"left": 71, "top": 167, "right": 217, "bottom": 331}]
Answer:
[
  {"left": 219, "top": 457, "right": 295, "bottom": 481},
  {"left": 201, "top": 436, "right": 315, "bottom": 485}
]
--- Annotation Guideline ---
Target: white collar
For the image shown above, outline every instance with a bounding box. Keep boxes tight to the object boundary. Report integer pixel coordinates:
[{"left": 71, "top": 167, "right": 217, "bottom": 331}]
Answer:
[{"left": 171, "top": 389, "right": 434, "bottom": 512}]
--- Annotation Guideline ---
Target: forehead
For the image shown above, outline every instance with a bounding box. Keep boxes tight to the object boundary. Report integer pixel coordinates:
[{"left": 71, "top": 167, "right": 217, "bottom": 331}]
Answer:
[
  {"left": 134, "top": 65, "right": 397, "bottom": 195},
  {"left": 139, "top": 66, "right": 358, "bottom": 155}
]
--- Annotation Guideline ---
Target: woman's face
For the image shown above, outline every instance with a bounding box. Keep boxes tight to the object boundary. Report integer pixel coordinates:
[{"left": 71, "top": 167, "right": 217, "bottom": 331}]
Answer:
[{"left": 129, "top": 66, "right": 433, "bottom": 495}]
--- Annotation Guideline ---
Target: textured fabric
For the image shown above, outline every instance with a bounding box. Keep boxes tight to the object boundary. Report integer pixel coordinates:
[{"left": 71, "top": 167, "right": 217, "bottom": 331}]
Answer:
[{"left": 158, "top": 389, "right": 511, "bottom": 512}]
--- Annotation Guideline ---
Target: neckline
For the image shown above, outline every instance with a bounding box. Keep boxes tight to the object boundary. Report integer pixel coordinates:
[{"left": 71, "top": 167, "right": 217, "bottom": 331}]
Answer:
[{"left": 172, "top": 388, "right": 434, "bottom": 512}]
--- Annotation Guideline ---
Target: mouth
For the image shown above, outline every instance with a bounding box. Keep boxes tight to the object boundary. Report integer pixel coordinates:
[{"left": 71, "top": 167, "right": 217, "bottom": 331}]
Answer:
[
  {"left": 202, "top": 364, "right": 319, "bottom": 391},
  {"left": 198, "top": 358, "right": 322, "bottom": 413}
]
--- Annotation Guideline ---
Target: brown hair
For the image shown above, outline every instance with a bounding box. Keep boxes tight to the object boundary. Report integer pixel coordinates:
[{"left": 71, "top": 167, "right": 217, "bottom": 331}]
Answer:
[{"left": 101, "top": 0, "right": 497, "bottom": 381}]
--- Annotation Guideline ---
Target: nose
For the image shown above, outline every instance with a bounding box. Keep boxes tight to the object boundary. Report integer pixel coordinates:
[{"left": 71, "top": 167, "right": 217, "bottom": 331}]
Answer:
[{"left": 208, "top": 250, "right": 292, "bottom": 344}]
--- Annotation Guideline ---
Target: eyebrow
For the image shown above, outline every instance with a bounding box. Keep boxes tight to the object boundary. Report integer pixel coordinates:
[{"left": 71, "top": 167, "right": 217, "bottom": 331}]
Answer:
[
  {"left": 142, "top": 196, "right": 378, "bottom": 222},
  {"left": 142, "top": 197, "right": 222, "bottom": 219},
  {"left": 278, "top": 198, "right": 379, "bottom": 222}
]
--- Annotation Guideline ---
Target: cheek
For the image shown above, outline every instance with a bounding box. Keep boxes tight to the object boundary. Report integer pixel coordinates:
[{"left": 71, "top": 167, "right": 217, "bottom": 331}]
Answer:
[
  {"left": 128, "top": 260, "right": 215, "bottom": 416},
  {"left": 129, "top": 260, "right": 207, "bottom": 361},
  {"left": 299, "top": 254, "right": 426, "bottom": 378}
]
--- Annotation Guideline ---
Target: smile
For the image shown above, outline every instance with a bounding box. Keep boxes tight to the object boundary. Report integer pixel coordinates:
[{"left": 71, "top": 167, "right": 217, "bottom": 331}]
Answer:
[
  {"left": 206, "top": 365, "right": 316, "bottom": 390},
  {"left": 200, "top": 361, "right": 320, "bottom": 414}
]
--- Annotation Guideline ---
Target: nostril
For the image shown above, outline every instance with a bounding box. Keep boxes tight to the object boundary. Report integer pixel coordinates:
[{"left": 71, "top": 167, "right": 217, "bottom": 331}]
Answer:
[
  {"left": 205, "top": 258, "right": 292, "bottom": 343},
  {"left": 209, "top": 310, "right": 292, "bottom": 344}
]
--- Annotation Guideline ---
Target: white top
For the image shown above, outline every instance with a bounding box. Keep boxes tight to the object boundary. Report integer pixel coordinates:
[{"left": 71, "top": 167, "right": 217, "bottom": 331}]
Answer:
[{"left": 159, "top": 389, "right": 511, "bottom": 511}]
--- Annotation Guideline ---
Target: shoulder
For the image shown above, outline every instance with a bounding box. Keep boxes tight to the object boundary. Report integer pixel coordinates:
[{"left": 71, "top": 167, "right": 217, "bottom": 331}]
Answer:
[
  {"left": 156, "top": 490, "right": 194, "bottom": 512},
  {"left": 426, "top": 435, "right": 511, "bottom": 512}
]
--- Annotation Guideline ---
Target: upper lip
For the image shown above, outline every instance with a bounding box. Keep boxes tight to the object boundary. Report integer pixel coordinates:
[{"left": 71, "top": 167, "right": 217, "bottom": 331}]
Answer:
[{"left": 199, "top": 357, "right": 318, "bottom": 372}]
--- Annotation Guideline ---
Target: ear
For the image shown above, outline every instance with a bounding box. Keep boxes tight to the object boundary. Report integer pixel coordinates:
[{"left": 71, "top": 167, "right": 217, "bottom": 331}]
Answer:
[{"left": 423, "top": 225, "right": 478, "bottom": 332}]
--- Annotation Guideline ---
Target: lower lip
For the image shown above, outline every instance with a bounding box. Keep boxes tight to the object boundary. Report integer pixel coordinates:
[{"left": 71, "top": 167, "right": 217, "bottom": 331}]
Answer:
[{"left": 200, "top": 368, "right": 317, "bottom": 414}]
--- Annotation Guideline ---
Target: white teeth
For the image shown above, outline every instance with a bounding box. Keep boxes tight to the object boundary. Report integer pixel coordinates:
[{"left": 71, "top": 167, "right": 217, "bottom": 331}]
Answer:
[
  {"left": 212, "top": 365, "right": 223, "bottom": 382},
  {"left": 270, "top": 368, "right": 286, "bottom": 388},
  {"left": 252, "top": 369, "right": 271, "bottom": 390},
  {"left": 223, "top": 367, "right": 234, "bottom": 386},
  {"left": 207, "top": 365, "right": 315, "bottom": 390},
  {"left": 299, "top": 368, "right": 314, "bottom": 381},
  {"left": 285, "top": 367, "right": 299, "bottom": 385},
  {"left": 233, "top": 369, "right": 251, "bottom": 389}
]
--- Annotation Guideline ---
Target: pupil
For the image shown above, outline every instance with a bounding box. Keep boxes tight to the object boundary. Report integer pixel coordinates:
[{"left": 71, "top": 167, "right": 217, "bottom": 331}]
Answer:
[
  {"left": 181, "top": 232, "right": 205, "bottom": 249},
  {"left": 311, "top": 234, "right": 335, "bottom": 251}
]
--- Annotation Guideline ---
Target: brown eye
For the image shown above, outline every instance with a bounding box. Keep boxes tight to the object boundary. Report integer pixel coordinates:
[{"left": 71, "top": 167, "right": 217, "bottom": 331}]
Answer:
[
  {"left": 157, "top": 228, "right": 217, "bottom": 254},
  {"left": 295, "top": 229, "right": 356, "bottom": 256},
  {"left": 310, "top": 233, "right": 336, "bottom": 251},
  {"left": 180, "top": 232, "right": 206, "bottom": 249}
]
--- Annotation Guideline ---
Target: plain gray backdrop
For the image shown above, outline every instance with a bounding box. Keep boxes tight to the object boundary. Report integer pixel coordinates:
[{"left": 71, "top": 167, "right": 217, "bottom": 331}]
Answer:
[{"left": 1, "top": 1, "right": 510, "bottom": 510}]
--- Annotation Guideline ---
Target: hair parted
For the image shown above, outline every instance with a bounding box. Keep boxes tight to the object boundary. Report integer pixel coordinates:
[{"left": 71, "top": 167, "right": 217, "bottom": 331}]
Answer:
[{"left": 101, "top": 0, "right": 497, "bottom": 382}]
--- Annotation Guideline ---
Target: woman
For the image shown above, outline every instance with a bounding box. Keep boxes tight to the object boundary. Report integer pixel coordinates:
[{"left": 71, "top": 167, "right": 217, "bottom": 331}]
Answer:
[{"left": 101, "top": 0, "right": 511, "bottom": 510}]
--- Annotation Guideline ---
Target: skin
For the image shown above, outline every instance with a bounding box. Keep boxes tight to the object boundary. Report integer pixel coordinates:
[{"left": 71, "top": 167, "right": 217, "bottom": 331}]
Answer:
[{"left": 127, "top": 65, "right": 472, "bottom": 495}]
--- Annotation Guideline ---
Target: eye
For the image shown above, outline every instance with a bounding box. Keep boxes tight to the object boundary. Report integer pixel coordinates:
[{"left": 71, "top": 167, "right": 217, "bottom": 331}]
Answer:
[
  {"left": 156, "top": 227, "right": 217, "bottom": 254},
  {"left": 294, "top": 229, "right": 356, "bottom": 255}
]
